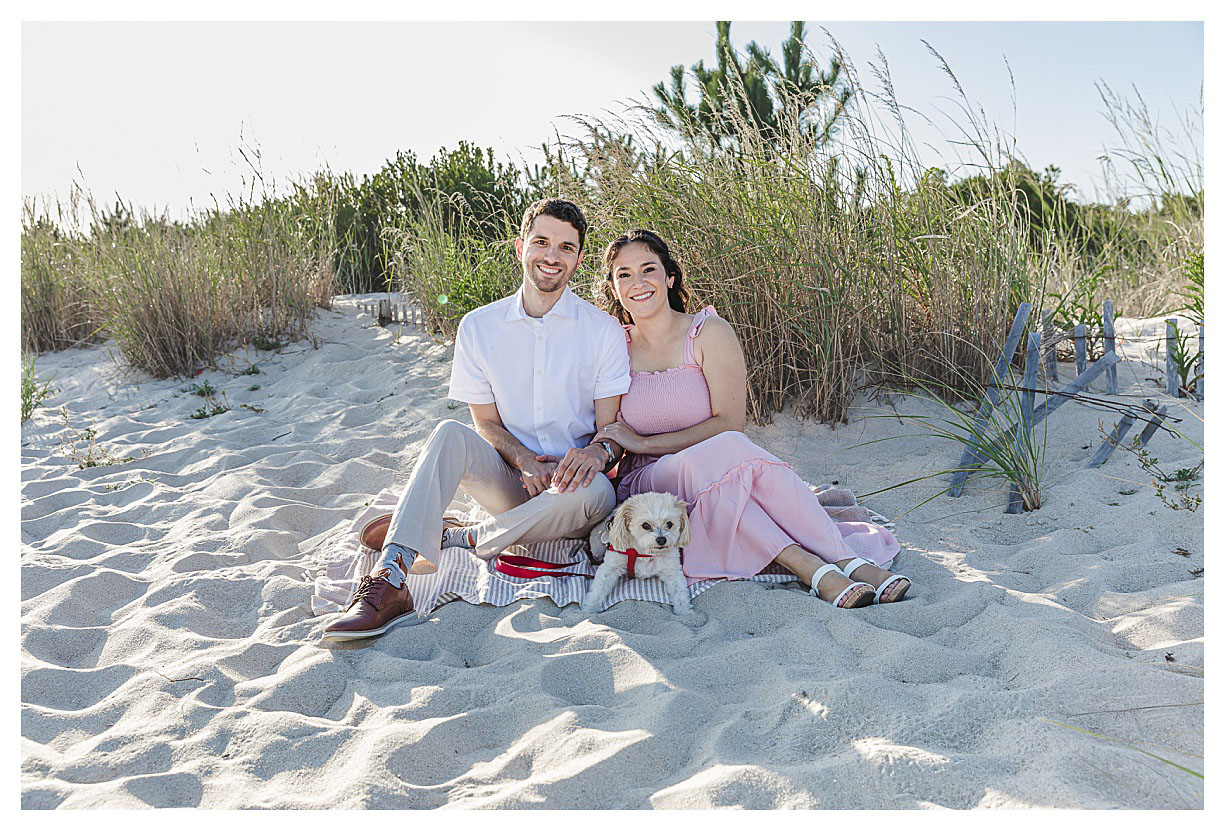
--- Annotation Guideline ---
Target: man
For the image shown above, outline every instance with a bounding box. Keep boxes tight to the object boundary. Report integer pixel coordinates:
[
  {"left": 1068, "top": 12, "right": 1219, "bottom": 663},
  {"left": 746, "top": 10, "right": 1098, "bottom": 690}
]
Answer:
[{"left": 323, "top": 198, "right": 630, "bottom": 641}]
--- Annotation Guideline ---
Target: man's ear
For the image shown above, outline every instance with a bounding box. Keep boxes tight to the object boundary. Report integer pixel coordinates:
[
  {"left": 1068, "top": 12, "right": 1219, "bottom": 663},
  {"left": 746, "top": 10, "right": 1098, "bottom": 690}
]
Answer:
[
  {"left": 575, "top": 249, "right": 586, "bottom": 268},
  {"left": 514, "top": 237, "right": 523, "bottom": 259}
]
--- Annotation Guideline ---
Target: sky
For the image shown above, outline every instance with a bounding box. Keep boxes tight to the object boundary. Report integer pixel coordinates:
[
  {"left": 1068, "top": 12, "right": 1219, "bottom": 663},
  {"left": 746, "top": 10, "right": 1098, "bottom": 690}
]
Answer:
[{"left": 20, "top": 20, "right": 1204, "bottom": 222}]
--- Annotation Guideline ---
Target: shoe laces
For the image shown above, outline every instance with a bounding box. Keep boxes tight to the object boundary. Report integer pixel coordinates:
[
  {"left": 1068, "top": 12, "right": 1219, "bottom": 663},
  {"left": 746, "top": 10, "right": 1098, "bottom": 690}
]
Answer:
[{"left": 351, "top": 575, "right": 380, "bottom": 604}]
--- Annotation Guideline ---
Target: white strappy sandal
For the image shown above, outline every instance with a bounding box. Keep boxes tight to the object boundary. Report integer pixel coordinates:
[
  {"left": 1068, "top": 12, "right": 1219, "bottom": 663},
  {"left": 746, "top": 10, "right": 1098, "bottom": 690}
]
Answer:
[
  {"left": 809, "top": 562, "right": 875, "bottom": 609},
  {"left": 836, "top": 557, "right": 911, "bottom": 604}
]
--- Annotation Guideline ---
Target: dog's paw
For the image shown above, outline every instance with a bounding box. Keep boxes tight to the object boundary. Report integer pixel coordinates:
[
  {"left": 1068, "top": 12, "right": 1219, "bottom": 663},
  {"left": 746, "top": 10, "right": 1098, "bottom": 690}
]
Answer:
[
  {"left": 676, "top": 609, "right": 707, "bottom": 627},
  {"left": 579, "top": 599, "right": 601, "bottom": 615}
]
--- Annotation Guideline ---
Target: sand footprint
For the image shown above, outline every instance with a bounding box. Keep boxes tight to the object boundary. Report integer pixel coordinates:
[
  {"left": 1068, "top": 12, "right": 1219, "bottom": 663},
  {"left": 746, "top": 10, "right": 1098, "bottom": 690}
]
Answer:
[
  {"left": 25, "top": 569, "right": 149, "bottom": 628},
  {"left": 21, "top": 663, "right": 139, "bottom": 713},
  {"left": 22, "top": 624, "right": 110, "bottom": 669},
  {"left": 122, "top": 771, "right": 203, "bottom": 808}
]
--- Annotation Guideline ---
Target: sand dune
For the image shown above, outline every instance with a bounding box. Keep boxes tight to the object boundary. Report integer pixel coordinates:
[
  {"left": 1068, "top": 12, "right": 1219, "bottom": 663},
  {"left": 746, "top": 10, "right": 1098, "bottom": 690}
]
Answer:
[{"left": 20, "top": 298, "right": 1203, "bottom": 808}]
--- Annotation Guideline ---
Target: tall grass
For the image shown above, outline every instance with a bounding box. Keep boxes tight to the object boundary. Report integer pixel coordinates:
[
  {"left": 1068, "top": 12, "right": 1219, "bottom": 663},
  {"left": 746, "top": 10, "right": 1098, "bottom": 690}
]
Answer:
[
  {"left": 388, "top": 185, "right": 521, "bottom": 338},
  {"left": 21, "top": 194, "right": 109, "bottom": 353},
  {"left": 21, "top": 178, "right": 338, "bottom": 378},
  {"left": 530, "top": 43, "right": 1036, "bottom": 423},
  {"left": 22, "top": 39, "right": 1198, "bottom": 417}
]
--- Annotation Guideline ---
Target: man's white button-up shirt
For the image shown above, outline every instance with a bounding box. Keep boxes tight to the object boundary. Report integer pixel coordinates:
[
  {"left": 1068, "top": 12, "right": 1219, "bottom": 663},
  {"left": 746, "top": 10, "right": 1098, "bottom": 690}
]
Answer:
[{"left": 447, "top": 285, "right": 631, "bottom": 457}]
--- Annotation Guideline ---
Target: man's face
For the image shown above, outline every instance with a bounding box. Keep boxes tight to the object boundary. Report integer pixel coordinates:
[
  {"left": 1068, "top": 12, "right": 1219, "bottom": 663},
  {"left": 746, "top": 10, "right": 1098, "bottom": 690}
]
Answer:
[{"left": 515, "top": 214, "right": 584, "bottom": 294}]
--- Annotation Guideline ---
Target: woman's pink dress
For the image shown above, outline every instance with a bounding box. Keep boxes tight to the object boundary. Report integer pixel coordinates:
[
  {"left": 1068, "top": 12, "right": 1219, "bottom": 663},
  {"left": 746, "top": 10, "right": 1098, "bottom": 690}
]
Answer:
[{"left": 616, "top": 306, "right": 899, "bottom": 583}]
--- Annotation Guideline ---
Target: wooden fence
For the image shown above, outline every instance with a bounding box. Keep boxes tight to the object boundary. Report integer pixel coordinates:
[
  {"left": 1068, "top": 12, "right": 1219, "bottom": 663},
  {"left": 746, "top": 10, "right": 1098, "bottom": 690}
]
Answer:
[{"left": 951, "top": 300, "right": 1199, "bottom": 513}]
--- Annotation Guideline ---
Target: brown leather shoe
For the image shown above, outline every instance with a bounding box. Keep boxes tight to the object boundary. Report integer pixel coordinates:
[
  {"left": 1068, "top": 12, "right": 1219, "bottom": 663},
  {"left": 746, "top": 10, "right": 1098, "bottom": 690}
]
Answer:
[{"left": 321, "top": 573, "right": 420, "bottom": 642}]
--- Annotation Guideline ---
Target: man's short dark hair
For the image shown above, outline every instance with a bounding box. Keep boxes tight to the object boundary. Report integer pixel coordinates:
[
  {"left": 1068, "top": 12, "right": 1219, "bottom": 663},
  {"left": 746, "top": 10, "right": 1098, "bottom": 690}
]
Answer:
[{"left": 519, "top": 198, "right": 587, "bottom": 252}]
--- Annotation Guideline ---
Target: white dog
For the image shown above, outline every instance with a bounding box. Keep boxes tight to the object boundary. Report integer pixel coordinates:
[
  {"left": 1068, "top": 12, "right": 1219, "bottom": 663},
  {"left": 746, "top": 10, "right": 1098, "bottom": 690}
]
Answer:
[{"left": 582, "top": 491, "right": 693, "bottom": 615}]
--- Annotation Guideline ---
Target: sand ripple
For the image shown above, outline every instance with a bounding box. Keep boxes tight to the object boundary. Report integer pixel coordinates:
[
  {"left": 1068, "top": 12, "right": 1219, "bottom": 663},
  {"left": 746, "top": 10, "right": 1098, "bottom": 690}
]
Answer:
[{"left": 20, "top": 304, "right": 1203, "bottom": 808}]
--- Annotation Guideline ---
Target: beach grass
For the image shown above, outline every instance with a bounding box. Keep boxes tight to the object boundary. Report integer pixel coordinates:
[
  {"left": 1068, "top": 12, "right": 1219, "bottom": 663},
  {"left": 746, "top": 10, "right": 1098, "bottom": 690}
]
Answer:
[
  {"left": 21, "top": 41, "right": 1199, "bottom": 418},
  {"left": 387, "top": 185, "right": 520, "bottom": 338},
  {"left": 20, "top": 354, "right": 56, "bottom": 422},
  {"left": 852, "top": 357, "right": 1048, "bottom": 514},
  {"left": 21, "top": 177, "right": 339, "bottom": 379}
]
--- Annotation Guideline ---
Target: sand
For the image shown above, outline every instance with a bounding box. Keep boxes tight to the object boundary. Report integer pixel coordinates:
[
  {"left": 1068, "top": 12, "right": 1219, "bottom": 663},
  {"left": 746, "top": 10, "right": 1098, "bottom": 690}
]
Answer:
[{"left": 20, "top": 297, "right": 1204, "bottom": 809}]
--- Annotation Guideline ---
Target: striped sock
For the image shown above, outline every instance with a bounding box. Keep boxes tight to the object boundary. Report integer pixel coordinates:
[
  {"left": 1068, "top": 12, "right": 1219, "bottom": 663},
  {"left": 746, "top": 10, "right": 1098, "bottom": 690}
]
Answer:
[
  {"left": 372, "top": 542, "right": 416, "bottom": 588},
  {"left": 441, "top": 526, "right": 476, "bottom": 550}
]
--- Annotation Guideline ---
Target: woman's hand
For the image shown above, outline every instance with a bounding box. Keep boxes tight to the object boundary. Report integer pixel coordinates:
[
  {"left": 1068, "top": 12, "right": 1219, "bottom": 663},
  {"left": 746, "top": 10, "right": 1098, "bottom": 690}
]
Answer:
[{"left": 595, "top": 422, "right": 649, "bottom": 455}]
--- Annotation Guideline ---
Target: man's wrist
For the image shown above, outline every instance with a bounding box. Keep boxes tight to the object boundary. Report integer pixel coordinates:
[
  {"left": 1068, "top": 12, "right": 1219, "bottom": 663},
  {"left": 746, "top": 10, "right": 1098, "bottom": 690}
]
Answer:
[{"left": 589, "top": 440, "right": 618, "bottom": 470}]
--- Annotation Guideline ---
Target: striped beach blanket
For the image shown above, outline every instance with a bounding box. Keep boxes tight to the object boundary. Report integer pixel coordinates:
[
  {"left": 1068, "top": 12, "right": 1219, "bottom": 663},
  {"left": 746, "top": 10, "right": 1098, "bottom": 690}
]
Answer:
[{"left": 310, "top": 486, "right": 894, "bottom": 620}]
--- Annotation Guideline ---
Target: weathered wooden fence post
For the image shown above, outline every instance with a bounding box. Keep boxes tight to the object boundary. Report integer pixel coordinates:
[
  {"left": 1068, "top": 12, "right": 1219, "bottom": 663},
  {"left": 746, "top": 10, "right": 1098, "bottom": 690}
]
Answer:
[
  {"left": 1088, "top": 408, "right": 1138, "bottom": 468},
  {"left": 1103, "top": 299, "right": 1117, "bottom": 394},
  {"left": 1007, "top": 333, "right": 1042, "bottom": 513},
  {"left": 1134, "top": 399, "right": 1170, "bottom": 449},
  {"left": 1166, "top": 318, "right": 1181, "bottom": 398},
  {"left": 1074, "top": 323, "right": 1087, "bottom": 375},
  {"left": 950, "top": 302, "right": 1033, "bottom": 497},
  {"left": 1198, "top": 325, "right": 1205, "bottom": 399},
  {"left": 1042, "top": 309, "right": 1059, "bottom": 382}
]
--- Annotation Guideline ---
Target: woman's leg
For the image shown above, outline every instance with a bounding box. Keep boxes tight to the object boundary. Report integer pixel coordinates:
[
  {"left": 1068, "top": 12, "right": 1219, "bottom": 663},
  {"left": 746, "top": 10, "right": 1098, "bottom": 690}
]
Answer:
[{"left": 632, "top": 431, "right": 905, "bottom": 593}]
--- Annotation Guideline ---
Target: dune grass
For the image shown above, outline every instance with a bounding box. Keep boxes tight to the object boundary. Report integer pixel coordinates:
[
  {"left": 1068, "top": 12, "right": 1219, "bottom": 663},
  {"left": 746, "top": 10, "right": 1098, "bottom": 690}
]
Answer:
[
  {"left": 20, "top": 354, "right": 56, "bottom": 422},
  {"left": 528, "top": 42, "right": 1039, "bottom": 424},
  {"left": 387, "top": 187, "right": 520, "bottom": 338},
  {"left": 21, "top": 177, "right": 339, "bottom": 379},
  {"left": 22, "top": 40, "right": 1198, "bottom": 420},
  {"left": 853, "top": 360, "right": 1049, "bottom": 513}
]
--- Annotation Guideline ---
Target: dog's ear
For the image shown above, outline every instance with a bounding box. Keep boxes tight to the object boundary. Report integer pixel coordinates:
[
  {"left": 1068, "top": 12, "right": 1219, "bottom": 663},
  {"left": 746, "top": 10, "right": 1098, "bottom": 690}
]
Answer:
[
  {"left": 674, "top": 496, "right": 691, "bottom": 548},
  {"left": 608, "top": 502, "right": 636, "bottom": 551}
]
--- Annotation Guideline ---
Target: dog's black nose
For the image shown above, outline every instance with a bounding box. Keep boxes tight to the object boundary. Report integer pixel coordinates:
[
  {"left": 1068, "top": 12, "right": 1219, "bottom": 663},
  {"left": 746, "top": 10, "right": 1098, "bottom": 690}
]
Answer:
[{"left": 655, "top": 535, "right": 668, "bottom": 547}]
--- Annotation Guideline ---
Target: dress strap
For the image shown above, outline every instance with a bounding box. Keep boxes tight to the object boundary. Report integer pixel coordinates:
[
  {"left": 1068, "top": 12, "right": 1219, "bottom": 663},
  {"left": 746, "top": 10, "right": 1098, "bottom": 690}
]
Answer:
[{"left": 683, "top": 306, "right": 718, "bottom": 365}]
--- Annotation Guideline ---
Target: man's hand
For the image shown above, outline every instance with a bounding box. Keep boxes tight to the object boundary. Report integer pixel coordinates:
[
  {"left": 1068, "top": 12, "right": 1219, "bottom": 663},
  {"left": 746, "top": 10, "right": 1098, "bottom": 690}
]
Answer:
[
  {"left": 545, "top": 445, "right": 607, "bottom": 493},
  {"left": 517, "top": 454, "right": 559, "bottom": 498},
  {"left": 594, "top": 422, "right": 648, "bottom": 454}
]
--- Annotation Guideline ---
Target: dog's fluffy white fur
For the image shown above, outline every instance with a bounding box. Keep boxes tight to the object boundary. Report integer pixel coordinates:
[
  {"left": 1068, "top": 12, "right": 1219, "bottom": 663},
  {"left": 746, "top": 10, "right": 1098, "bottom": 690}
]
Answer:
[{"left": 582, "top": 491, "right": 692, "bottom": 615}]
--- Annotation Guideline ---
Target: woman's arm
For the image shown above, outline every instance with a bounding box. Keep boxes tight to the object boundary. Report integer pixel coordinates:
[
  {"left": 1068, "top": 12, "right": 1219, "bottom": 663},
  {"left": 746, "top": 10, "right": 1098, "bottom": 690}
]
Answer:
[{"left": 596, "top": 317, "right": 748, "bottom": 455}]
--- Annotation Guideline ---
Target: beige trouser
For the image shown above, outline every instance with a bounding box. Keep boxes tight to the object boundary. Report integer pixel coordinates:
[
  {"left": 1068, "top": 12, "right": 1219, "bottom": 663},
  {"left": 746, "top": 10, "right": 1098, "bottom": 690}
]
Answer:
[{"left": 383, "top": 419, "right": 616, "bottom": 562}]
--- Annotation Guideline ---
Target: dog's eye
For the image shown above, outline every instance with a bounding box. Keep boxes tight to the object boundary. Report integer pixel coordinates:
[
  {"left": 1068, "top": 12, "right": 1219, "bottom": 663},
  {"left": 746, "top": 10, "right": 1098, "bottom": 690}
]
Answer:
[
  {"left": 641, "top": 522, "right": 652, "bottom": 531},
  {"left": 665, "top": 521, "right": 673, "bottom": 529}
]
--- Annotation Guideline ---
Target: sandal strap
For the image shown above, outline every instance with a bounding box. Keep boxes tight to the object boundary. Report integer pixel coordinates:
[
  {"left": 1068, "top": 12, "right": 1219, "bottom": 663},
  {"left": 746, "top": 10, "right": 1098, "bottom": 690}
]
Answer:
[
  {"left": 837, "top": 557, "right": 874, "bottom": 580},
  {"left": 808, "top": 563, "right": 842, "bottom": 597}
]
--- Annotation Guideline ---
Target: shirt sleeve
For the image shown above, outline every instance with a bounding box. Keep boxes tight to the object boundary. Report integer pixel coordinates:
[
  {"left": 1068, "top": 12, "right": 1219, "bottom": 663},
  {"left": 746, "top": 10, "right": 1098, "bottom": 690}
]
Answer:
[
  {"left": 592, "top": 315, "right": 633, "bottom": 399},
  {"left": 447, "top": 315, "right": 496, "bottom": 404}
]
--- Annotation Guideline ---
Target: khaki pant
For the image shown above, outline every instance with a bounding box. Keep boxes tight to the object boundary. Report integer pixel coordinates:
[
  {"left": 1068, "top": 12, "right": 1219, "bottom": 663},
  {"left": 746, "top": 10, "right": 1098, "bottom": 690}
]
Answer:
[{"left": 383, "top": 419, "right": 615, "bottom": 562}]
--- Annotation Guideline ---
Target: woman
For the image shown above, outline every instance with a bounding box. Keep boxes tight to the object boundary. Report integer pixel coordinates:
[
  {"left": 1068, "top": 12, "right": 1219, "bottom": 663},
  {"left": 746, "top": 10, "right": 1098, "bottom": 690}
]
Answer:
[{"left": 593, "top": 230, "right": 908, "bottom": 608}]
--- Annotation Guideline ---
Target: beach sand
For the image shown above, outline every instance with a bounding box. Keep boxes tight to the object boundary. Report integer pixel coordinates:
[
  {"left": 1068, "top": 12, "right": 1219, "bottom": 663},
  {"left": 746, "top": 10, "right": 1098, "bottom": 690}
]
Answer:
[{"left": 20, "top": 298, "right": 1204, "bottom": 808}]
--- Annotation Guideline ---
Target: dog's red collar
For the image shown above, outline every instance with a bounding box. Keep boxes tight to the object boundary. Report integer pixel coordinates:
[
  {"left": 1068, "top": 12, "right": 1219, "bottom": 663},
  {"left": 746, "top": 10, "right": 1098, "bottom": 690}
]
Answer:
[{"left": 606, "top": 546, "right": 651, "bottom": 579}]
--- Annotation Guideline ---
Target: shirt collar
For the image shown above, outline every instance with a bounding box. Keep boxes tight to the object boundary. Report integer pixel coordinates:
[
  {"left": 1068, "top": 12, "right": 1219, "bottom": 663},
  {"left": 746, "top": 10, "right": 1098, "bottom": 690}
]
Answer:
[{"left": 505, "top": 284, "right": 580, "bottom": 322}]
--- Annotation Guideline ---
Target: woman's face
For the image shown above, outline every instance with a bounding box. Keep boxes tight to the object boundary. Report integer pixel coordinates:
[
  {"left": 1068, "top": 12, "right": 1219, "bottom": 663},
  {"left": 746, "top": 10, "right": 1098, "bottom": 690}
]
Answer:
[{"left": 609, "top": 242, "right": 671, "bottom": 319}]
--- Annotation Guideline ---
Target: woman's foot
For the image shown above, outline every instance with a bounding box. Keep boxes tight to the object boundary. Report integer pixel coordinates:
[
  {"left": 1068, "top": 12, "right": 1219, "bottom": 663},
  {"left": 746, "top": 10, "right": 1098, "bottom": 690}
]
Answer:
[
  {"left": 809, "top": 563, "right": 875, "bottom": 608},
  {"left": 836, "top": 558, "right": 911, "bottom": 603},
  {"left": 773, "top": 544, "right": 874, "bottom": 608}
]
